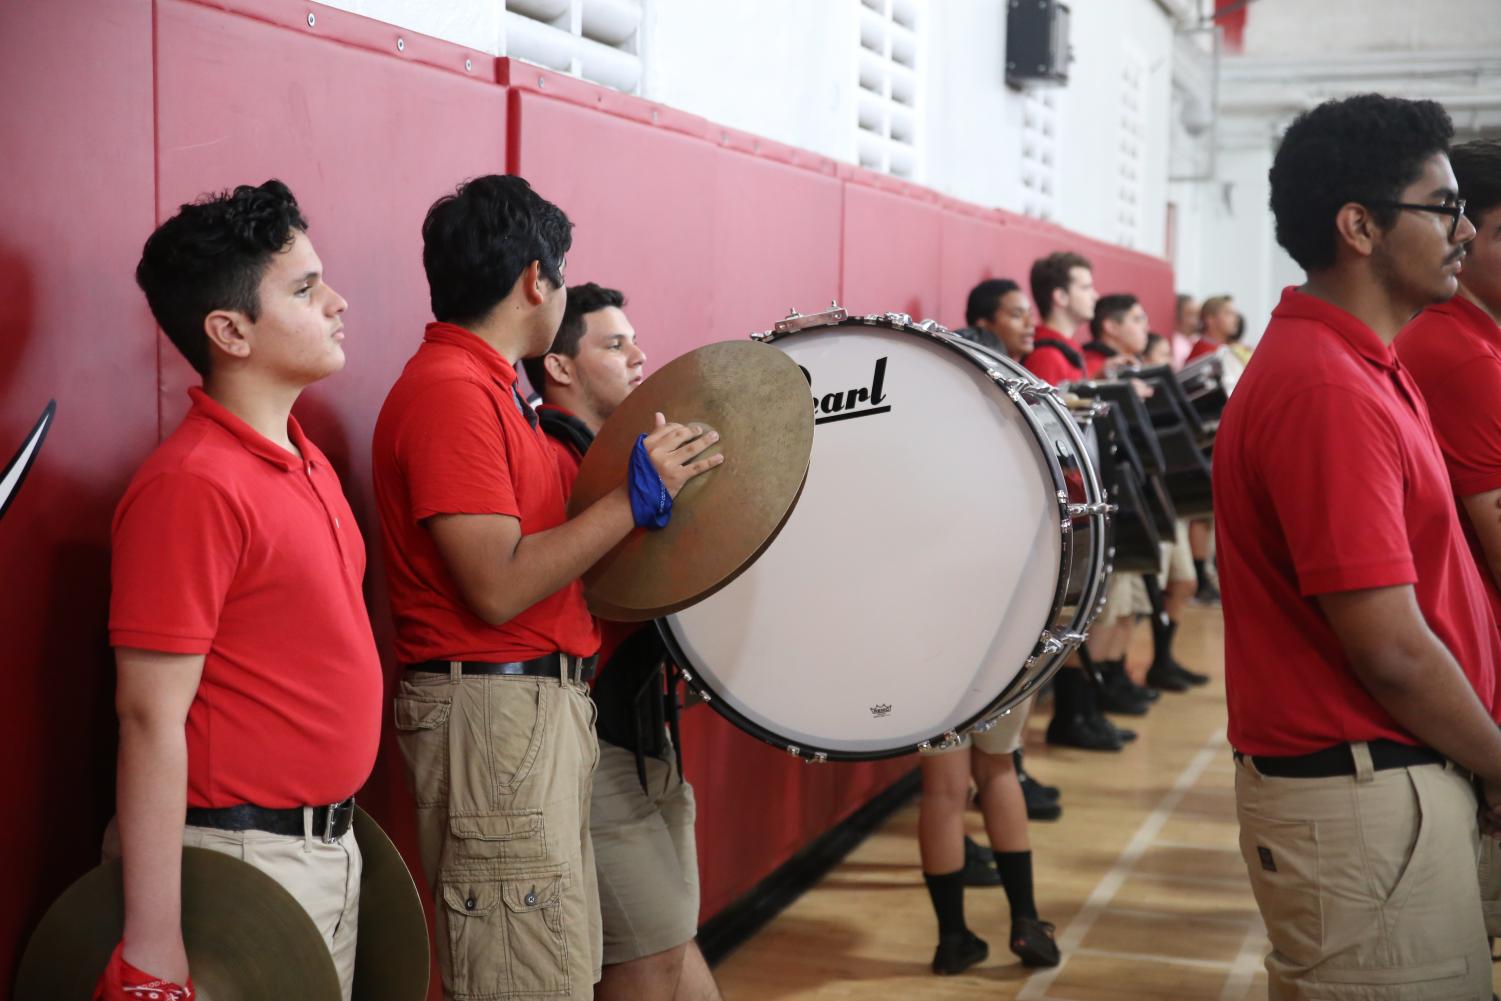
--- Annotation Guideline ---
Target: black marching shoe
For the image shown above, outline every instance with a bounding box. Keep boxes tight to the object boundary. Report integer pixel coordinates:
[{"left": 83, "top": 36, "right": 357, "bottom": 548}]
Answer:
[
  {"left": 1014, "top": 750, "right": 1060, "bottom": 800},
  {"left": 1172, "top": 661, "right": 1211, "bottom": 686},
  {"left": 1046, "top": 707, "right": 1125, "bottom": 751},
  {"left": 1145, "top": 658, "right": 1191, "bottom": 693},
  {"left": 1020, "top": 774, "right": 1063, "bottom": 820},
  {"left": 1014, "top": 750, "right": 1063, "bottom": 820},
  {"left": 1046, "top": 669, "right": 1124, "bottom": 751},
  {"left": 1010, "top": 917, "right": 1061, "bottom": 968},
  {"left": 1084, "top": 672, "right": 1136, "bottom": 744},
  {"left": 932, "top": 929, "right": 989, "bottom": 975},
  {"left": 1099, "top": 661, "right": 1153, "bottom": 716},
  {"left": 1151, "top": 621, "right": 1209, "bottom": 688},
  {"left": 962, "top": 836, "right": 1002, "bottom": 887}
]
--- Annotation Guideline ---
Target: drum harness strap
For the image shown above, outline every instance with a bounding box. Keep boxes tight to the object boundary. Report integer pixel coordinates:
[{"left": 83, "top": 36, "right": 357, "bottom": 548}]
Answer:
[
  {"left": 538, "top": 406, "right": 686, "bottom": 795},
  {"left": 1031, "top": 335, "right": 1086, "bottom": 371}
]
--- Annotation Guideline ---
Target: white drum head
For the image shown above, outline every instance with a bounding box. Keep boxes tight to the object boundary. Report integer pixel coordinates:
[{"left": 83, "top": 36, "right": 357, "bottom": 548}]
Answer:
[{"left": 663, "top": 325, "right": 1063, "bottom": 757}]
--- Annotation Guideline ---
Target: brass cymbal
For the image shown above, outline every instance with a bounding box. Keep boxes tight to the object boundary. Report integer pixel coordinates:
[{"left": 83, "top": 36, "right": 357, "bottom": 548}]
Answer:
[
  {"left": 568, "top": 340, "right": 815, "bottom": 621},
  {"left": 352, "top": 806, "right": 430, "bottom": 1001},
  {"left": 15, "top": 847, "right": 341, "bottom": 1001}
]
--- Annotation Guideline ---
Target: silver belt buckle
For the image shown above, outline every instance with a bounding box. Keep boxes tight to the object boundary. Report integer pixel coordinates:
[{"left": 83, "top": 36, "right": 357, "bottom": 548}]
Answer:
[{"left": 321, "top": 798, "right": 350, "bottom": 844}]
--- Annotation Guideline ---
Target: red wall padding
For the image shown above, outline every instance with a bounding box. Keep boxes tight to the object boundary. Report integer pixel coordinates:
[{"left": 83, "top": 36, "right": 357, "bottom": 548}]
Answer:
[
  {"left": 841, "top": 182, "right": 945, "bottom": 322},
  {"left": 2, "top": 1, "right": 1173, "bottom": 987},
  {"left": 0, "top": 0, "right": 159, "bottom": 981}
]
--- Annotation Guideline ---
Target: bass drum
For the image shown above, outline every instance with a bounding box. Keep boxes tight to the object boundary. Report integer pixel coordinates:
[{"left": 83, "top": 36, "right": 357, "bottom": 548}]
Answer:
[{"left": 659, "top": 310, "right": 1110, "bottom": 761}]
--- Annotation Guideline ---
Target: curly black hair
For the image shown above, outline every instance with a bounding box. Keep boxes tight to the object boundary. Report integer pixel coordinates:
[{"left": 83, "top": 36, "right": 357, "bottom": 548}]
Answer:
[
  {"left": 1089, "top": 293, "right": 1138, "bottom": 341},
  {"left": 422, "top": 175, "right": 573, "bottom": 326},
  {"left": 1269, "top": 94, "right": 1454, "bottom": 272},
  {"left": 521, "top": 281, "right": 626, "bottom": 392},
  {"left": 1452, "top": 139, "right": 1501, "bottom": 229},
  {"left": 1029, "top": 252, "right": 1091, "bottom": 320},
  {"left": 135, "top": 179, "right": 307, "bottom": 376},
  {"left": 964, "top": 278, "right": 1020, "bottom": 327}
]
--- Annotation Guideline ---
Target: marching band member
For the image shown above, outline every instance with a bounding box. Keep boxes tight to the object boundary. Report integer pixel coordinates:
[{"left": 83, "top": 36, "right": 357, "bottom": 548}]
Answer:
[
  {"left": 524, "top": 283, "right": 722, "bottom": 1001},
  {"left": 372, "top": 176, "right": 720, "bottom": 1001},
  {"left": 1216, "top": 95, "right": 1499, "bottom": 1000},
  {"left": 103, "top": 181, "right": 382, "bottom": 1000}
]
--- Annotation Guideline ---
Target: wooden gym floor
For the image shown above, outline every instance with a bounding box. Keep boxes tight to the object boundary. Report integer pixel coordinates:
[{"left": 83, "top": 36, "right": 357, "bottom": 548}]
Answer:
[{"left": 715, "top": 605, "right": 1501, "bottom": 1000}]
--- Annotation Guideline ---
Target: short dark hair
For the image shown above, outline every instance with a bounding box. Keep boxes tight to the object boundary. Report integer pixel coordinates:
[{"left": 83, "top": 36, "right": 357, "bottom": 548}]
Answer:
[
  {"left": 1029, "top": 252, "right": 1092, "bottom": 318},
  {"left": 1175, "top": 293, "right": 1195, "bottom": 320},
  {"left": 1145, "top": 331, "right": 1166, "bottom": 355},
  {"left": 1229, "top": 313, "right": 1247, "bottom": 343},
  {"left": 1089, "top": 293, "right": 1138, "bottom": 341},
  {"left": 964, "top": 279, "right": 1020, "bottom": 327},
  {"left": 1452, "top": 139, "right": 1501, "bottom": 230},
  {"left": 522, "top": 282, "right": 626, "bottom": 393},
  {"left": 134, "top": 179, "right": 307, "bottom": 376},
  {"left": 422, "top": 174, "right": 573, "bottom": 326},
  {"left": 1269, "top": 94, "right": 1454, "bottom": 272}
]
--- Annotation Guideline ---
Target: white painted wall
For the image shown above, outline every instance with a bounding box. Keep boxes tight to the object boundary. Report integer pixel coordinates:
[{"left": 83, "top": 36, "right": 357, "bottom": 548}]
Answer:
[
  {"left": 1166, "top": 0, "right": 1501, "bottom": 344},
  {"left": 1242, "top": 0, "right": 1501, "bottom": 55},
  {"left": 643, "top": 0, "right": 863, "bottom": 166},
  {"left": 313, "top": 0, "right": 1183, "bottom": 259}
]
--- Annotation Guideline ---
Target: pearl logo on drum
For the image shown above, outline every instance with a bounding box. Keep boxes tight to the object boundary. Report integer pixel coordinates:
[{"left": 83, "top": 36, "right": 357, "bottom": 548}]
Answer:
[
  {"left": 870, "top": 703, "right": 892, "bottom": 719},
  {"left": 800, "top": 357, "right": 892, "bottom": 425}
]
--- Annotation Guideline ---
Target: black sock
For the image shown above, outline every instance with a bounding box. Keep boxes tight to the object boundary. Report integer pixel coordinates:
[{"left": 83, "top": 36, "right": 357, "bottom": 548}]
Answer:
[
  {"left": 924, "top": 869, "right": 968, "bottom": 937},
  {"left": 994, "top": 851, "right": 1038, "bottom": 922},
  {"left": 1150, "top": 614, "right": 1173, "bottom": 669},
  {"left": 1051, "top": 667, "right": 1078, "bottom": 719},
  {"left": 1193, "top": 558, "right": 1208, "bottom": 588}
]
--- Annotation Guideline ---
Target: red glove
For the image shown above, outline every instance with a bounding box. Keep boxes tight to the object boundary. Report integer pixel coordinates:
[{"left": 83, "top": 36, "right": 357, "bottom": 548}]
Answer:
[{"left": 93, "top": 941, "right": 194, "bottom": 1001}]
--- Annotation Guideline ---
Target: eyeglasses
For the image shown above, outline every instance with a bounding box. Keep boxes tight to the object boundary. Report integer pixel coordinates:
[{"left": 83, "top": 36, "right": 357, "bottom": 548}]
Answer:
[{"left": 1365, "top": 198, "right": 1468, "bottom": 239}]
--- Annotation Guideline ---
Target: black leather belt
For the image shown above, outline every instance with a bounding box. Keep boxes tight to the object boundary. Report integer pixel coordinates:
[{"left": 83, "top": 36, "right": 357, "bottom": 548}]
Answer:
[
  {"left": 186, "top": 797, "right": 355, "bottom": 844},
  {"left": 406, "top": 653, "right": 597, "bottom": 685},
  {"left": 1235, "top": 739, "right": 1445, "bottom": 779}
]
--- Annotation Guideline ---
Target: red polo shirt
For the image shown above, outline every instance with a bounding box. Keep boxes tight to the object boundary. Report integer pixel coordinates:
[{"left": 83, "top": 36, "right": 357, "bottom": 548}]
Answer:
[
  {"left": 110, "top": 388, "right": 382, "bottom": 809},
  {"left": 372, "top": 323, "right": 599, "bottom": 663},
  {"left": 537, "top": 403, "right": 633, "bottom": 675},
  {"left": 1082, "top": 342, "right": 1129, "bottom": 379},
  {"left": 1023, "top": 325, "right": 1086, "bottom": 386},
  {"left": 1395, "top": 295, "right": 1501, "bottom": 618},
  {"left": 1186, "top": 337, "right": 1218, "bottom": 363},
  {"left": 1214, "top": 287, "right": 1501, "bottom": 755}
]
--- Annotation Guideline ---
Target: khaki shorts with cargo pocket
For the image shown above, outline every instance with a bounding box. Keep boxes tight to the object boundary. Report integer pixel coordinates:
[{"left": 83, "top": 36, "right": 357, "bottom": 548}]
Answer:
[{"left": 394, "top": 667, "right": 602, "bottom": 1001}]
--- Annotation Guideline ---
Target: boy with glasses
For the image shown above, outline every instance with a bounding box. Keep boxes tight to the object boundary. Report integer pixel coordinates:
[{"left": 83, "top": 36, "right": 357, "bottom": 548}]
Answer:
[{"left": 1215, "top": 95, "right": 1500, "bottom": 1000}]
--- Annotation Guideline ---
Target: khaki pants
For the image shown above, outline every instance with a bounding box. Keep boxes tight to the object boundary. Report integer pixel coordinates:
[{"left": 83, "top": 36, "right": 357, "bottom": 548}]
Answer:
[
  {"left": 103, "top": 813, "right": 362, "bottom": 1000},
  {"left": 394, "top": 668, "right": 602, "bottom": 1001},
  {"left": 591, "top": 739, "right": 701, "bottom": 965},
  {"left": 1478, "top": 835, "right": 1501, "bottom": 937},
  {"left": 1234, "top": 748, "right": 1490, "bottom": 1000}
]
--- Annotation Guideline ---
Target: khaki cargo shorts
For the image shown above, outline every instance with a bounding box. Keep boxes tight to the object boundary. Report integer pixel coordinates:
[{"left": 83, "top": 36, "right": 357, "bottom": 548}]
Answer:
[
  {"left": 394, "top": 668, "right": 602, "bottom": 1001},
  {"left": 1098, "top": 570, "right": 1150, "bottom": 625},
  {"left": 919, "top": 697, "right": 1033, "bottom": 757},
  {"left": 1159, "top": 518, "right": 1195, "bottom": 585},
  {"left": 590, "top": 738, "right": 701, "bottom": 965}
]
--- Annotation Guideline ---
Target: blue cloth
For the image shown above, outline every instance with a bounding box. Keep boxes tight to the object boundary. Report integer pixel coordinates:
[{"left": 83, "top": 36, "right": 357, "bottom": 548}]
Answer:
[{"left": 629, "top": 434, "right": 672, "bottom": 530}]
